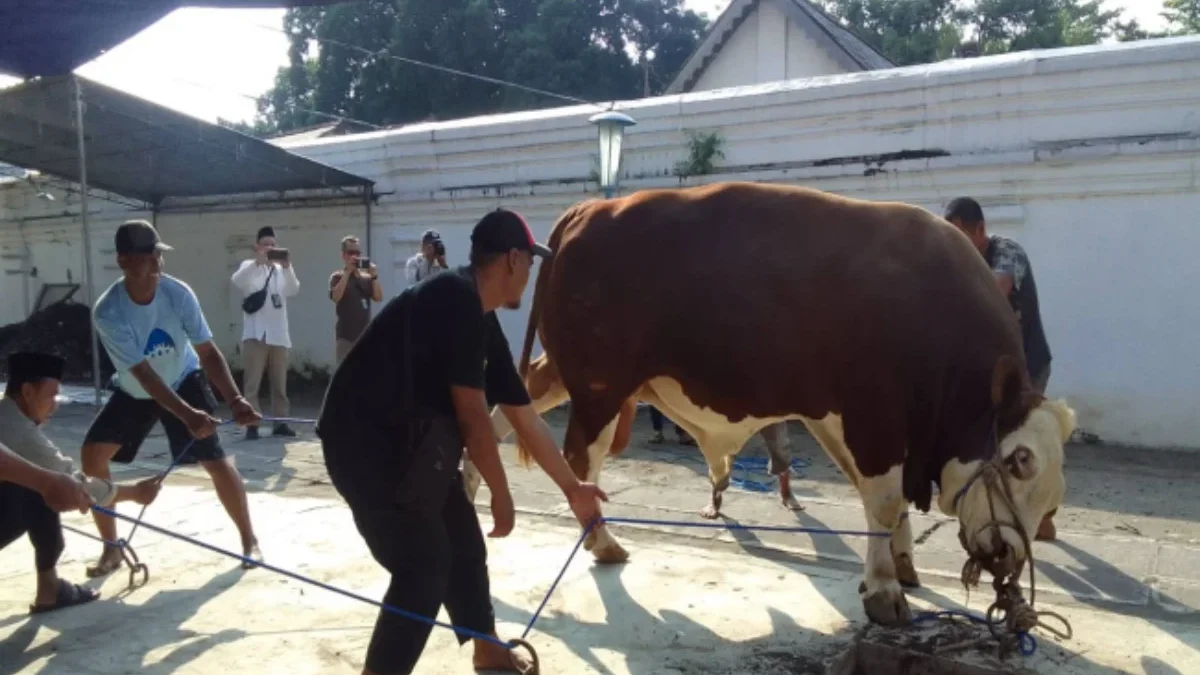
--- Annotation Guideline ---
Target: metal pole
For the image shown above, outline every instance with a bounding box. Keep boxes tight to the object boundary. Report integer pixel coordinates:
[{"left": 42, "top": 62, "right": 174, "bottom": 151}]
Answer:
[
  {"left": 364, "top": 184, "right": 373, "bottom": 259},
  {"left": 74, "top": 77, "right": 102, "bottom": 406}
]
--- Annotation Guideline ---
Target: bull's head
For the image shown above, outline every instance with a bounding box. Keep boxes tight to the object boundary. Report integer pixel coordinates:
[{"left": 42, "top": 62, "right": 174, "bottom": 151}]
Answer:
[{"left": 939, "top": 357, "right": 1076, "bottom": 583}]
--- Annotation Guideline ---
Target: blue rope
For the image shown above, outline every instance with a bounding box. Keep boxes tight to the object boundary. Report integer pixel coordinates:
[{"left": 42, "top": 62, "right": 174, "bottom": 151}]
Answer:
[
  {"left": 87, "top": 418, "right": 1038, "bottom": 658},
  {"left": 61, "top": 522, "right": 125, "bottom": 549},
  {"left": 912, "top": 610, "right": 1037, "bottom": 656},
  {"left": 91, "top": 504, "right": 513, "bottom": 650},
  {"left": 122, "top": 416, "right": 318, "bottom": 546}
]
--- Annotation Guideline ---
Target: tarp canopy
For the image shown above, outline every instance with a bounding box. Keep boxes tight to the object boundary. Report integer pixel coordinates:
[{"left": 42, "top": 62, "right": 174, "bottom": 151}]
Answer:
[
  {"left": 0, "top": 1, "right": 350, "bottom": 79},
  {"left": 0, "top": 74, "right": 372, "bottom": 205}
]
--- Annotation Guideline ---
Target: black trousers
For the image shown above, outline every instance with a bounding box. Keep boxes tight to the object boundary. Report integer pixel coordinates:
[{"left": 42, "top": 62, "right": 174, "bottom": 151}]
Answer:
[
  {"left": 0, "top": 480, "right": 65, "bottom": 572},
  {"left": 323, "top": 419, "right": 495, "bottom": 675}
]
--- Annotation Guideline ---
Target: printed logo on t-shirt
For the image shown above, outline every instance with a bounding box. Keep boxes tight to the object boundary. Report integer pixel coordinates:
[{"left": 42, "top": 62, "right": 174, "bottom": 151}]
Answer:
[{"left": 144, "top": 328, "right": 178, "bottom": 362}]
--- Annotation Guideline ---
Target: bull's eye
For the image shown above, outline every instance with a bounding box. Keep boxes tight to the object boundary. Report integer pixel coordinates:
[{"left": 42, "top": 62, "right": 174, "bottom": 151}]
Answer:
[{"left": 1005, "top": 445, "right": 1037, "bottom": 480}]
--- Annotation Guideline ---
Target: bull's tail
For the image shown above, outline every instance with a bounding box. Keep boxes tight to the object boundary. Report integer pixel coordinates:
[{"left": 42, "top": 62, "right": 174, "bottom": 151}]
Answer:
[{"left": 515, "top": 201, "right": 586, "bottom": 466}]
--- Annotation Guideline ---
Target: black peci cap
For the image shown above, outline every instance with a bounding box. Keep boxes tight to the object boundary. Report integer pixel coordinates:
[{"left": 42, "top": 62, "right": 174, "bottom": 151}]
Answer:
[
  {"left": 114, "top": 220, "right": 172, "bottom": 255},
  {"left": 7, "top": 351, "right": 65, "bottom": 383},
  {"left": 470, "top": 208, "right": 551, "bottom": 259}
]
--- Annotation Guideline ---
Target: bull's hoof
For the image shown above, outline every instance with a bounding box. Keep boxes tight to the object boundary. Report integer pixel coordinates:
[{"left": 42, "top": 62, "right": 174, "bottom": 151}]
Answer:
[
  {"left": 582, "top": 529, "right": 598, "bottom": 552},
  {"left": 592, "top": 543, "right": 630, "bottom": 565},
  {"left": 861, "top": 583, "right": 912, "bottom": 627},
  {"left": 894, "top": 553, "right": 921, "bottom": 589},
  {"left": 699, "top": 502, "right": 721, "bottom": 519}
]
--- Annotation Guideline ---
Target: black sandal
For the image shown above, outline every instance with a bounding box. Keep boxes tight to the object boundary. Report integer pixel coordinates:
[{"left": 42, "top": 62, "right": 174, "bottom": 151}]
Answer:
[{"left": 29, "top": 579, "right": 100, "bottom": 615}]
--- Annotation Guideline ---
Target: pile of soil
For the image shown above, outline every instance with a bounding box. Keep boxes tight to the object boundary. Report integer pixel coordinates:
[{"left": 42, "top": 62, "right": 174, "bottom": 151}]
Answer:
[{"left": 0, "top": 301, "right": 114, "bottom": 384}]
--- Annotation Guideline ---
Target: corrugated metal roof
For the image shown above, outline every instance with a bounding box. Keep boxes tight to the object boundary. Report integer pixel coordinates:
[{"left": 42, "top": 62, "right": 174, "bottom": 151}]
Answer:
[
  {"left": 0, "top": 1, "right": 351, "bottom": 79},
  {"left": 0, "top": 75, "right": 372, "bottom": 205}
]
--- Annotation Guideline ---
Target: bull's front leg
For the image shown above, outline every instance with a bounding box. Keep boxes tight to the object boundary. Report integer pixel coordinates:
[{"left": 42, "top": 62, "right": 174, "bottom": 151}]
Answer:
[
  {"left": 463, "top": 457, "right": 483, "bottom": 503},
  {"left": 892, "top": 510, "right": 920, "bottom": 589},
  {"left": 858, "top": 466, "right": 914, "bottom": 626}
]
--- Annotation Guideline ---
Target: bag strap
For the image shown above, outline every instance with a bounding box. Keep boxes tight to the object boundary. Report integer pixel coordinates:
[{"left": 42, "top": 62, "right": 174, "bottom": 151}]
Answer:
[{"left": 261, "top": 264, "right": 276, "bottom": 292}]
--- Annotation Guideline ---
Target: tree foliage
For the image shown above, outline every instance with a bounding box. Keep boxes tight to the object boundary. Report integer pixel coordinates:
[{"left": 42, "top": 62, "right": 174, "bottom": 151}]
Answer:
[
  {"left": 244, "top": 0, "right": 707, "bottom": 135},
  {"left": 238, "top": 0, "right": 1199, "bottom": 136},
  {"left": 819, "top": 0, "right": 1196, "bottom": 66}
]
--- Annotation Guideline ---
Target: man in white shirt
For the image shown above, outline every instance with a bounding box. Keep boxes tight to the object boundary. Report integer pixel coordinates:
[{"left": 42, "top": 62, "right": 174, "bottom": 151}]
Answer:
[
  {"left": 231, "top": 226, "right": 301, "bottom": 439},
  {"left": 404, "top": 229, "right": 448, "bottom": 287}
]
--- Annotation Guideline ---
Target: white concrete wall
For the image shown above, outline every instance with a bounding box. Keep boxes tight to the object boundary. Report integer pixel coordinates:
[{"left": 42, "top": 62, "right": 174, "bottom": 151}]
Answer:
[
  {"left": 3, "top": 36, "right": 1200, "bottom": 448},
  {"left": 693, "top": 0, "right": 844, "bottom": 92}
]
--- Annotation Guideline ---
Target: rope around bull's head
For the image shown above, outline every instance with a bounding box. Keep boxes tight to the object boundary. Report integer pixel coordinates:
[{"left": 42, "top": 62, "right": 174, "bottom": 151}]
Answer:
[{"left": 950, "top": 420, "right": 1073, "bottom": 654}]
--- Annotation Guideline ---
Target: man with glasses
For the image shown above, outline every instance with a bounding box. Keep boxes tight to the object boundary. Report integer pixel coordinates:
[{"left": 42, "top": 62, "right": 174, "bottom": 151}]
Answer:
[{"left": 330, "top": 235, "right": 383, "bottom": 364}]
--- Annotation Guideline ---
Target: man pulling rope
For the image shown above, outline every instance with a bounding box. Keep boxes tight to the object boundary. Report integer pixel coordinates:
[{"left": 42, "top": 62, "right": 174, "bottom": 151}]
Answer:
[{"left": 316, "top": 208, "right": 607, "bottom": 675}]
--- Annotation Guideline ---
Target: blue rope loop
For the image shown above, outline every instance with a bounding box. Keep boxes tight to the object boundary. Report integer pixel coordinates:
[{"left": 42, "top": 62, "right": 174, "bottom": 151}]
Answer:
[{"left": 912, "top": 610, "right": 1037, "bottom": 656}]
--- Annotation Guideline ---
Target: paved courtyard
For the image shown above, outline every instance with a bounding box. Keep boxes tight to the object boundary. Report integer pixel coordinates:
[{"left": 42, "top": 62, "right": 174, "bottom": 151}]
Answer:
[{"left": 1, "top": 389, "right": 1198, "bottom": 673}]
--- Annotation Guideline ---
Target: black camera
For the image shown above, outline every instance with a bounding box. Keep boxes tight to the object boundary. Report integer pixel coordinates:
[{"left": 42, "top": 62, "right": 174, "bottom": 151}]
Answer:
[
  {"left": 357, "top": 257, "right": 371, "bottom": 269},
  {"left": 433, "top": 239, "right": 446, "bottom": 256}
]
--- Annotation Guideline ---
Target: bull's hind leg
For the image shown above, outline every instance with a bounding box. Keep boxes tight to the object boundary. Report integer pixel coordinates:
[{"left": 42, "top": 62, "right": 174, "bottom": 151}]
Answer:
[
  {"left": 565, "top": 408, "right": 627, "bottom": 564},
  {"left": 700, "top": 451, "right": 735, "bottom": 519}
]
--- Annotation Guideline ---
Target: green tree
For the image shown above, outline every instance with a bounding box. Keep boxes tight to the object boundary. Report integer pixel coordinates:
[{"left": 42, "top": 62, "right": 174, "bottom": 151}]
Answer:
[
  {"left": 822, "top": 0, "right": 1155, "bottom": 65},
  {"left": 244, "top": 0, "right": 708, "bottom": 136},
  {"left": 1162, "top": 0, "right": 1200, "bottom": 33}
]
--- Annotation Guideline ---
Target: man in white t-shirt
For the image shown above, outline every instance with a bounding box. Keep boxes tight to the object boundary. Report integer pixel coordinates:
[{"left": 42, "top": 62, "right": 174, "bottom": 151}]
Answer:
[
  {"left": 81, "top": 220, "right": 263, "bottom": 578},
  {"left": 231, "top": 226, "right": 301, "bottom": 439}
]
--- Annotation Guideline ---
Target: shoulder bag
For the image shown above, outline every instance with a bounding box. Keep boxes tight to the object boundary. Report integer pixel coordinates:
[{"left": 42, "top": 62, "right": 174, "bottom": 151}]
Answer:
[{"left": 241, "top": 264, "right": 276, "bottom": 315}]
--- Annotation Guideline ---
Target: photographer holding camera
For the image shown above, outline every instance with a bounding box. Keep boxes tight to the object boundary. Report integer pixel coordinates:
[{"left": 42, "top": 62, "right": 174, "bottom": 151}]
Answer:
[
  {"left": 404, "top": 229, "right": 447, "bottom": 288},
  {"left": 330, "top": 235, "right": 383, "bottom": 364},
  {"left": 231, "top": 226, "right": 300, "bottom": 440}
]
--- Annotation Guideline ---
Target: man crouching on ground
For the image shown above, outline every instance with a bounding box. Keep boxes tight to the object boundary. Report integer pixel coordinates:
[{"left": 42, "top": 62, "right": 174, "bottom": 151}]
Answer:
[
  {"left": 0, "top": 351, "right": 162, "bottom": 613},
  {"left": 316, "top": 208, "right": 607, "bottom": 675}
]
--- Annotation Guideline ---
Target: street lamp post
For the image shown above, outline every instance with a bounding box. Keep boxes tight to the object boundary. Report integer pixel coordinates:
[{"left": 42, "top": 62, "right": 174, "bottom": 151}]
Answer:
[{"left": 589, "top": 111, "right": 636, "bottom": 199}]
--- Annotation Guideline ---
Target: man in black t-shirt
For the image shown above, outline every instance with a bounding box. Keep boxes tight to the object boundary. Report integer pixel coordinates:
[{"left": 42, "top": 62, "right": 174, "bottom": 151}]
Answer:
[{"left": 316, "top": 208, "right": 607, "bottom": 675}]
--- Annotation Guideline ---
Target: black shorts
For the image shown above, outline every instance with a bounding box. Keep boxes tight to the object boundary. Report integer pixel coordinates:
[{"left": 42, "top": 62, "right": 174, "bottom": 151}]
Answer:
[{"left": 83, "top": 370, "right": 225, "bottom": 465}]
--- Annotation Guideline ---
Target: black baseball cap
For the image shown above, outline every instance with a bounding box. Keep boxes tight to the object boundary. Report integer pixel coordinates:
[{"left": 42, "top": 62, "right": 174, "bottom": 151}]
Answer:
[
  {"left": 421, "top": 229, "right": 441, "bottom": 244},
  {"left": 470, "top": 208, "right": 551, "bottom": 259},
  {"left": 115, "top": 220, "right": 172, "bottom": 255}
]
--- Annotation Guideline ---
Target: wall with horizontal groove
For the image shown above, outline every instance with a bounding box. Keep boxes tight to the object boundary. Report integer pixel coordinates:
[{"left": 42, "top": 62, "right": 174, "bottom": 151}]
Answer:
[{"left": 2, "top": 36, "right": 1199, "bottom": 448}]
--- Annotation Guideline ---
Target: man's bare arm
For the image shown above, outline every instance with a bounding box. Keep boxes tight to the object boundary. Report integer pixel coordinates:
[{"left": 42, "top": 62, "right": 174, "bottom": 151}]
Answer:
[
  {"left": 330, "top": 271, "right": 352, "bottom": 303},
  {"left": 194, "top": 341, "right": 244, "bottom": 405},
  {"left": 498, "top": 403, "right": 580, "bottom": 493}
]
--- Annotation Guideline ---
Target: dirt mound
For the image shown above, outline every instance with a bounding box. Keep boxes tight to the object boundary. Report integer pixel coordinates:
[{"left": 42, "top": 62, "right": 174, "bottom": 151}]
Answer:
[{"left": 0, "top": 302, "right": 114, "bottom": 384}]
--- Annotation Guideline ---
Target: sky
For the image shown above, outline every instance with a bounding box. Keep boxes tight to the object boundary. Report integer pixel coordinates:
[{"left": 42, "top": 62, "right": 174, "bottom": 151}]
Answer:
[{"left": 0, "top": 0, "right": 1173, "bottom": 125}]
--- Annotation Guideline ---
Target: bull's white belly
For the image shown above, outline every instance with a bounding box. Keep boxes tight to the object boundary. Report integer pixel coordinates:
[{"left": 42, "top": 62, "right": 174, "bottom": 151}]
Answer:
[{"left": 643, "top": 377, "right": 864, "bottom": 486}]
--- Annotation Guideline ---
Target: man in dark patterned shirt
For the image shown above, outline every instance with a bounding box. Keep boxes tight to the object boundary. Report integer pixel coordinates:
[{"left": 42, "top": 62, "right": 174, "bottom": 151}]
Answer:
[{"left": 944, "top": 197, "right": 1057, "bottom": 541}]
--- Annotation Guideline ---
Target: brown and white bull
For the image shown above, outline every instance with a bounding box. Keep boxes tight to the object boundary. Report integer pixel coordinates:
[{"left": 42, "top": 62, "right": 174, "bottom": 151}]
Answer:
[
  {"left": 511, "top": 182, "right": 1075, "bottom": 625},
  {"left": 464, "top": 352, "right": 802, "bottom": 514}
]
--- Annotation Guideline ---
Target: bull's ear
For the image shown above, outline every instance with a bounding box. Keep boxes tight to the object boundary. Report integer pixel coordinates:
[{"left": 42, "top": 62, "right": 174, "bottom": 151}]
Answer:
[{"left": 990, "top": 354, "right": 1025, "bottom": 411}]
